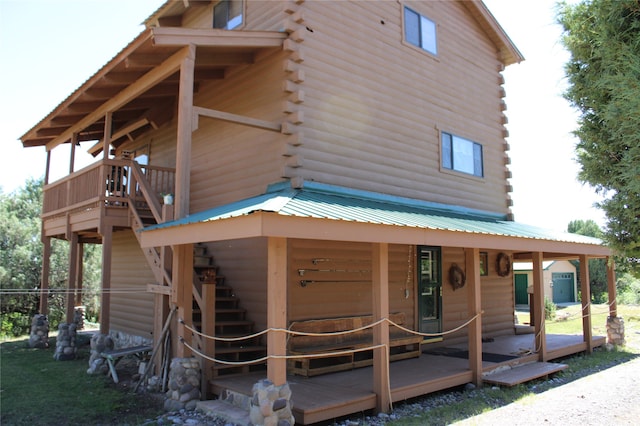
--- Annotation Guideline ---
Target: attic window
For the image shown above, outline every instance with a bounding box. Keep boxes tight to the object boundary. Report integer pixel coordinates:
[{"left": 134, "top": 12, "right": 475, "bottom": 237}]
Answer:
[
  {"left": 214, "top": 0, "right": 243, "bottom": 30},
  {"left": 404, "top": 6, "right": 437, "bottom": 55}
]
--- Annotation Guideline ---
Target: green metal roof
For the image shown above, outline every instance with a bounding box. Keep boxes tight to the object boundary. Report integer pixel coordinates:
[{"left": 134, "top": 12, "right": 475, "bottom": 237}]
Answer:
[{"left": 144, "top": 182, "right": 604, "bottom": 247}]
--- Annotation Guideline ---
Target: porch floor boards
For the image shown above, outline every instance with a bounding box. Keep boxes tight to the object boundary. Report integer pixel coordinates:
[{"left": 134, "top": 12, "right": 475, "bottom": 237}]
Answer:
[{"left": 208, "top": 333, "right": 606, "bottom": 425}]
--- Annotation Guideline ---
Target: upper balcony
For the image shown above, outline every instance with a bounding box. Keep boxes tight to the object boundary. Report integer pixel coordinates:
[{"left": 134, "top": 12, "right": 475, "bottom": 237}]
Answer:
[{"left": 41, "top": 159, "right": 175, "bottom": 240}]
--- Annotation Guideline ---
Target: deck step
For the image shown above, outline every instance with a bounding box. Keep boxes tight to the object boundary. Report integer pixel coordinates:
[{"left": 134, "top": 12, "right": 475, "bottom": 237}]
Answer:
[
  {"left": 483, "top": 361, "right": 568, "bottom": 387},
  {"left": 196, "top": 400, "right": 250, "bottom": 426}
]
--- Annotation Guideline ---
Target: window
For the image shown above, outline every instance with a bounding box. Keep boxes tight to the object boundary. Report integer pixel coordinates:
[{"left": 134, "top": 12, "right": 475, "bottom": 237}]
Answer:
[
  {"left": 404, "top": 6, "right": 437, "bottom": 55},
  {"left": 418, "top": 246, "right": 442, "bottom": 335},
  {"left": 214, "top": 0, "right": 243, "bottom": 30},
  {"left": 441, "top": 132, "right": 484, "bottom": 177}
]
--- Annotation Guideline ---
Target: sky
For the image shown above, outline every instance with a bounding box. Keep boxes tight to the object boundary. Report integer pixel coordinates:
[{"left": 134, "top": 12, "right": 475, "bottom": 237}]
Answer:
[{"left": 0, "top": 0, "right": 605, "bottom": 232}]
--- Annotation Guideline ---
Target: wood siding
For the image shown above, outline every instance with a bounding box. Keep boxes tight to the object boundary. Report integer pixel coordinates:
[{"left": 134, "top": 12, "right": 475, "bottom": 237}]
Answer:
[{"left": 109, "top": 229, "right": 155, "bottom": 339}]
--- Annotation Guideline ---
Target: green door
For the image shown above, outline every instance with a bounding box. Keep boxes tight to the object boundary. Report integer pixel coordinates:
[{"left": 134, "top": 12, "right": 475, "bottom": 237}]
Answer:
[
  {"left": 514, "top": 274, "right": 529, "bottom": 305},
  {"left": 418, "top": 246, "right": 442, "bottom": 335},
  {"left": 552, "top": 273, "right": 575, "bottom": 303}
]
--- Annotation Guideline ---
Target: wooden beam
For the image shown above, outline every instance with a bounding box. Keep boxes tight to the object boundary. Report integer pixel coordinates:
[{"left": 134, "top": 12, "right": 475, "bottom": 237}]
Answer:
[
  {"left": 69, "top": 133, "right": 77, "bottom": 174},
  {"left": 579, "top": 255, "right": 593, "bottom": 353},
  {"left": 174, "top": 45, "right": 196, "bottom": 219},
  {"left": 66, "top": 233, "right": 79, "bottom": 324},
  {"left": 267, "top": 237, "right": 287, "bottom": 387},
  {"left": 532, "top": 251, "right": 547, "bottom": 361},
  {"left": 193, "top": 106, "right": 281, "bottom": 132},
  {"left": 39, "top": 236, "right": 51, "bottom": 315},
  {"left": 44, "top": 151, "right": 51, "bottom": 184},
  {"left": 102, "top": 112, "right": 112, "bottom": 160},
  {"left": 372, "top": 243, "right": 390, "bottom": 414},
  {"left": 152, "top": 27, "right": 286, "bottom": 48},
  {"left": 607, "top": 257, "right": 617, "bottom": 318},
  {"left": 465, "top": 247, "right": 482, "bottom": 386},
  {"left": 100, "top": 226, "right": 113, "bottom": 335},
  {"left": 46, "top": 45, "right": 193, "bottom": 151},
  {"left": 173, "top": 244, "right": 194, "bottom": 357}
]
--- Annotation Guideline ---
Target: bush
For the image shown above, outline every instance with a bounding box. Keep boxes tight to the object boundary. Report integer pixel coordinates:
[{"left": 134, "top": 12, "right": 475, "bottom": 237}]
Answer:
[{"left": 544, "top": 297, "right": 557, "bottom": 320}]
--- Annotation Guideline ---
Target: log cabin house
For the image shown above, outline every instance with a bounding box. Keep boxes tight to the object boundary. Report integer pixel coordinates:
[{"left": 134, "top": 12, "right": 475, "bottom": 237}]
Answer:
[{"left": 21, "top": 0, "right": 616, "bottom": 423}]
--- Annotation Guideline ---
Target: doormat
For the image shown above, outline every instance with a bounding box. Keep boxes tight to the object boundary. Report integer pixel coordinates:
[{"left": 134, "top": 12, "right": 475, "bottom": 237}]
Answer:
[{"left": 424, "top": 348, "right": 517, "bottom": 363}]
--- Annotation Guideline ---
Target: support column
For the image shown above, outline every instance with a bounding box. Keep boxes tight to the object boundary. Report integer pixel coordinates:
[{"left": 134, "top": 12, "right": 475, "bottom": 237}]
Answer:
[
  {"left": 66, "top": 233, "right": 79, "bottom": 324},
  {"left": 465, "top": 248, "right": 482, "bottom": 386},
  {"left": 174, "top": 45, "right": 195, "bottom": 220},
  {"left": 39, "top": 235, "right": 51, "bottom": 315},
  {"left": 532, "top": 252, "right": 547, "bottom": 361},
  {"left": 579, "top": 255, "right": 593, "bottom": 353},
  {"left": 607, "top": 257, "right": 617, "bottom": 318},
  {"left": 102, "top": 112, "right": 112, "bottom": 160},
  {"left": 173, "top": 244, "right": 194, "bottom": 358},
  {"left": 99, "top": 225, "right": 113, "bottom": 334},
  {"left": 44, "top": 150, "right": 51, "bottom": 185},
  {"left": 372, "top": 243, "right": 390, "bottom": 414},
  {"left": 155, "top": 205, "right": 173, "bottom": 375},
  {"left": 69, "top": 133, "right": 77, "bottom": 174},
  {"left": 267, "top": 237, "right": 287, "bottom": 387}
]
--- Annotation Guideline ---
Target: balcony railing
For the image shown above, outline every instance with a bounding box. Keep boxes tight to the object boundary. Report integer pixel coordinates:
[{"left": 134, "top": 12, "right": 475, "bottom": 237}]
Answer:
[{"left": 42, "top": 159, "right": 175, "bottom": 219}]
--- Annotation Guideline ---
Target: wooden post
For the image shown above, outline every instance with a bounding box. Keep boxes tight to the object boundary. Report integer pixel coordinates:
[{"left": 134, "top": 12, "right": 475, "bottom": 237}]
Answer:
[
  {"left": 372, "top": 243, "right": 391, "bottom": 414},
  {"left": 99, "top": 225, "right": 113, "bottom": 334},
  {"left": 173, "top": 244, "right": 194, "bottom": 357},
  {"left": 606, "top": 257, "right": 617, "bottom": 318},
  {"left": 69, "top": 133, "right": 77, "bottom": 174},
  {"left": 267, "top": 237, "right": 287, "bottom": 387},
  {"left": 66, "top": 233, "right": 78, "bottom": 324},
  {"left": 201, "top": 282, "right": 216, "bottom": 398},
  {"left": 532, "top": 252, "right": 547, "bottom": 361},
  {"left": 44, "top": 150, "right": 51, "bottom": 185},
  {"left": 579, "top": 255, "right": 593, "bottom": 353},
  {"left": 154, "top": 205, "right": 174, "bottom": 375},
  {"left": 76, "top": 242, "right": 84, "bottom": 310},
  {"left": 174, "top": 45, "right": 195, "bottom": 220},
  {"left": 465, "top": 247, "right": 482, "bottom": 386},
  {"left": 39, "top": 235, "right": 51, "bottom": 315},
  {"left": 103, "top": 112, "right": 112, "bottom": 160}
]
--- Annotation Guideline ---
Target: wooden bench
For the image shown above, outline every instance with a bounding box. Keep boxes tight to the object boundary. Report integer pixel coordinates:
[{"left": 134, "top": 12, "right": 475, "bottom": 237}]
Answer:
[
  {"left": 100, "top": 344, "right": 153, "bottom": 383},
  {"left": 287, "top": 313, "right": 422, "bottom": 377}
]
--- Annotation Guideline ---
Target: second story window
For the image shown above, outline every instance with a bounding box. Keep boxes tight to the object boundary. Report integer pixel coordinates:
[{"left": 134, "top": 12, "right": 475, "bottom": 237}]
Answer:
[
  {"left": 441, "top": 132, "right": 484, "bottom": 178},
  {"left": 214, "top": 0, "right": 243, "bottom": 30},
  {"left": 404, "top": 6, "right": 437, "bottom": 55}
]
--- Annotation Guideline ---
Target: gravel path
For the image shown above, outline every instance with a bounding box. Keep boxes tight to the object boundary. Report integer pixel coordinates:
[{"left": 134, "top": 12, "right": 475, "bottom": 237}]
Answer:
[{"left": 453, "top": 356, "right": 640, "bottom": 426}]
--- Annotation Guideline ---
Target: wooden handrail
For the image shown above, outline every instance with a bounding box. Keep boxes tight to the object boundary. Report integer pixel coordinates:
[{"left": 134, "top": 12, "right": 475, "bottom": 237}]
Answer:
[{"left": 130, "top": 162, "right": 163, "bottom": 223}]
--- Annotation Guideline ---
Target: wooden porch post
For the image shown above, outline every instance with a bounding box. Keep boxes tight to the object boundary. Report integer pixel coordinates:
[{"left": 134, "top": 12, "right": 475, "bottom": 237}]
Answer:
[
  {"left": 44, "top": 150, "right": 51, "bottom": 185},
  {"left": 66, "top": 233, "right": 78, "bottom": 324},
  {"left": 99, "top": 225, "right": 113, "bottom": 334},
  {"left": 606, "top": 257, "right": 617, "bottom": 318},
  {"left": 69, "top": 133, "right": 77, "bottom": 174},
  {"left": 103, "top": 113, "right": 112, "bottom": 160},
  {"left": 532, "top": 252, "right": 547, "bottom": 361},
  {"left": 372, "top": 242, "right": 390, "bottom": 414},
  {"left": 154, "top": 206, "right": 173, "bottom": 375},
  {"left": 39, "top": 235, "right": 51, "bottom": 315},
  {"left": 267, "top": 237, "right": 287, "bottom": 386},
  {"left": 77, "top": 242, "right": 84, "bottom": 311},
  {"left": 174, "top": 44, "right": 195, "bottom": 220},
  {"left": 174, "top": 244, "right": 194, "bottom": 357},
  {"left": 579, "top": 255, "right": 593, "bottom": 353},
  {"left": 465, "top": 248, "right": 482, "bottom": 386}
]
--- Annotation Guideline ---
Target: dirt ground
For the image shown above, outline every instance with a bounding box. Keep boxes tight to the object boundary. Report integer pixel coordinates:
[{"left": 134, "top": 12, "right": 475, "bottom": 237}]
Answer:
[{"left": 454, "top": 355, "right": 640, "bottom": 425}]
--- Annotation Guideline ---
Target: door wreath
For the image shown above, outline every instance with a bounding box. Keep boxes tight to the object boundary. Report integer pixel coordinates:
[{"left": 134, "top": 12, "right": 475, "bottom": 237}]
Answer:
[
  {"left": 496, "top": 252, "right": 511, "bottom": 277},
  {"left": 448, "top": 263, "right": 466, "bottom": 290}
]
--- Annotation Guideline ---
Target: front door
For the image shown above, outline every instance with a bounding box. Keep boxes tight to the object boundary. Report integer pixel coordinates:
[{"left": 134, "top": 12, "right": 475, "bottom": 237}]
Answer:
[{"left": 418, "top": 246, "right": 442, "bottom": 336}]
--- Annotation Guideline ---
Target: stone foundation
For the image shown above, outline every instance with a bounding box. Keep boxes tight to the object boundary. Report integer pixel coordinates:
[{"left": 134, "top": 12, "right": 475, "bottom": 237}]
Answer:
[
  {"left": 87, "top": 333, "right": 115, "bottom": 375},
  {"left": 165, "top": 357, "right": 201, "bottom": 411},
  {"left": 28, "top": 314, "right": 49, "bottom": 349},
  {"left": 249, "top": 379, "right": 295, "bottom": 426},
  {"left": 607, "top": 316, "right": 625, "bottom": 346},
  {"left": 74, "top": 306, "right": 85, "bottom": 330},
  {"left": 53, "top": 323, "right": 77, "bottom": 361}
]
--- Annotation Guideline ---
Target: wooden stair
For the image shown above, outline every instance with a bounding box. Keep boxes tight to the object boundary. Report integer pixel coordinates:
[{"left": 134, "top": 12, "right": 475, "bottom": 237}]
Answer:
[
  {"left": 483, "top": 361, "right": 568, "bottom": 387},
  {"left": 192, "top": 244, "right": 266, "bottom": 377}
]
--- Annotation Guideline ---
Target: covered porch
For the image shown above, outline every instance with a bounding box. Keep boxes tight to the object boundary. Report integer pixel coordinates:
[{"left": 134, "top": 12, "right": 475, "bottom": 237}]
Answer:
[{"left": 208, "top": 333, "right": 605, "bottom": 425}]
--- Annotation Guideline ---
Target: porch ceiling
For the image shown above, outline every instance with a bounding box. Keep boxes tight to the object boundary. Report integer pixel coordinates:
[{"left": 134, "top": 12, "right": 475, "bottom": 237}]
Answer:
[
  {"left": 19, "top": 27, "right": 286, "bottom": 152},
  {"left": 140, "top": 181, "right": 611, "bottom": 258}
]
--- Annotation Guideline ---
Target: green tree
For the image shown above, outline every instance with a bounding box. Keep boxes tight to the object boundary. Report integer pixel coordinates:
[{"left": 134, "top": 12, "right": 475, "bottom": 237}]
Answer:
[
  {"left": 558, "top": 0, "right": 640, "bottom": 274},
  {"left": 0, "top": 179, "right": 101, "bottom": 337}
]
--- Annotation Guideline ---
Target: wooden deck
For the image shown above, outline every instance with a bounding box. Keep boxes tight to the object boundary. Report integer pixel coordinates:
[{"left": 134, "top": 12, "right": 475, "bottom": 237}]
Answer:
[{"left": 209, "top": 333, "right": 605, "bottom": 424}]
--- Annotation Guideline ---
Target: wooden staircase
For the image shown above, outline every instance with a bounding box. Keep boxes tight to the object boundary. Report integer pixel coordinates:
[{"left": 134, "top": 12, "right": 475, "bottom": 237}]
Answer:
[{"left": 193, "top": 244, "right": 267, "bottom": 377}]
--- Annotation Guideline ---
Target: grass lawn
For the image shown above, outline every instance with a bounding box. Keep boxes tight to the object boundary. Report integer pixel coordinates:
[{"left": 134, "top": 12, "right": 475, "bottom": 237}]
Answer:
[{"left": 0, "top": 333, "right": 163, "bottom": 426}]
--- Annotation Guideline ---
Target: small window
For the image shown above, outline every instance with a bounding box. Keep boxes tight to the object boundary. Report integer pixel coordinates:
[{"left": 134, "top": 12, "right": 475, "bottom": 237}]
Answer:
[
  {"left": 441, "top": 132, "right": 484, "bottom": 177},
  {"left": 214, "top": 0, "right": 243, "bottom": 30},
  {"left": 404, "top": 6, "right": 437, "bottom": 55}
]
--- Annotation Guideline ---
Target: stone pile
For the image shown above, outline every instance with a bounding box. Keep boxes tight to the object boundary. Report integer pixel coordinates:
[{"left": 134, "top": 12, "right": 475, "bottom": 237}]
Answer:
[
  {"left": 607, "top": 316, "right": 625, "bottom": 346},
  {"left": 87, "top": 333, "right": 115, "bottom": 375},
  {"left": 28, "top": 314, "right": 49, "bottom": 349},
  {"left": 74, "top": 306, "right": 85, "bottom": 330},
  {"left": 165, "top": 357, "right": 201, "bottom": 412},
  {"left": 249, "top": 379, "right": 295, "bottom": 426},
  {"left": 53, "top": 322, "right": 77, "bottom": 360}
]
